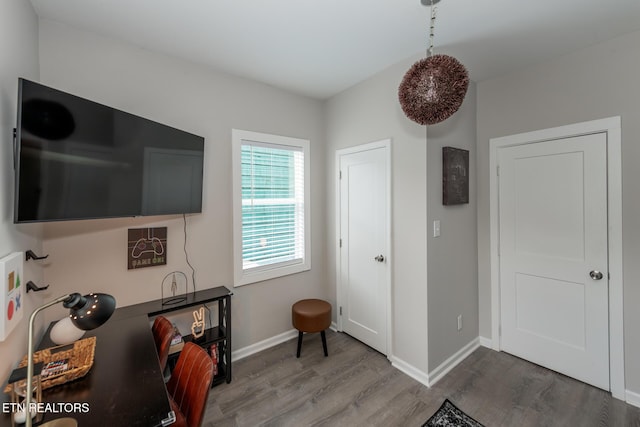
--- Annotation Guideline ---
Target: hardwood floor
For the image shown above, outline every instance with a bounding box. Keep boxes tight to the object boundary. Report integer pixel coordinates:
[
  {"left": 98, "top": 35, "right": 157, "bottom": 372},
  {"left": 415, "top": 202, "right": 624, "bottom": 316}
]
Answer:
[{"left": 205, "top": 330, "right": 640, "bottom": 426}]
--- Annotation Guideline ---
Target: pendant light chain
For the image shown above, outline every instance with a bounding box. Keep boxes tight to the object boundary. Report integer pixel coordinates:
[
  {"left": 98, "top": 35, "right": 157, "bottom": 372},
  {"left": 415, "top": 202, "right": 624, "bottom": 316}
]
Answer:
[{"left": 427, "top": 1, "right": 438, "bottom": 57}]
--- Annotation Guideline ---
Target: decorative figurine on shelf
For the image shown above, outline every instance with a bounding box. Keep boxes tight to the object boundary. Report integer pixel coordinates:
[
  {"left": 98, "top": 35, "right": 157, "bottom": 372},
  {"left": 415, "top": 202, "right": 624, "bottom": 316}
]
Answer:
[
  {"left": 161, "top": 271, "right": 187, "bottom": 306},
  {"left": 171, "top": 275, "right": 177, "bottom": 295},
  {"left": 191, "top": 306, "right": 205, "bottom": 339}
]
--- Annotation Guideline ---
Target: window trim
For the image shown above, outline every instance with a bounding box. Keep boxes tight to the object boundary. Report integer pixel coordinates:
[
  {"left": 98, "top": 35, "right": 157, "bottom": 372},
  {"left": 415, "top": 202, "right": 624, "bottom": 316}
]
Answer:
[{"left": 232, "top": 129, "right": 311, "bottom": 287}]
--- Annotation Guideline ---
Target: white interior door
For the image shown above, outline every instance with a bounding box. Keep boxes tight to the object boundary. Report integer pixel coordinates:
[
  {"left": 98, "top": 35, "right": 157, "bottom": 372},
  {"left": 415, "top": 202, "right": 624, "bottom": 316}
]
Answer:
[
  {"left": 498, "top": 132, "right": 609, "bottom": 390},
  {"left": 337, "top": 142, "right": 389, "bottom": 354}
]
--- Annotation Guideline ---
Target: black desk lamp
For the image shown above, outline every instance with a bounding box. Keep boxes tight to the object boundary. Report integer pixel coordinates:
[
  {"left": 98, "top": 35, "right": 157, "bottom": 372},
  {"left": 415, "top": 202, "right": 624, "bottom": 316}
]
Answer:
[{"left": 25, "top": 293, "right": 116, "bottom": 427}]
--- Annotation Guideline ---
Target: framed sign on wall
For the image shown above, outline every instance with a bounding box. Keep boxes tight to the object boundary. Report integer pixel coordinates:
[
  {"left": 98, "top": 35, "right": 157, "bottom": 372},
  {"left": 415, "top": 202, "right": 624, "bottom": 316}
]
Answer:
[
  {"left": 128, "top": 227, "right": 167, "bottom": 269},
  {"left": 442, "top": 146, "right": 469, "bottom": 205}
]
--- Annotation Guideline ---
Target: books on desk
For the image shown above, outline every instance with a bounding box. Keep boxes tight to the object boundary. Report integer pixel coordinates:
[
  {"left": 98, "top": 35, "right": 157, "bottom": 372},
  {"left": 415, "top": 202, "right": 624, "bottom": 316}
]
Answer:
[
  {"left": 171, "top": 333, "right": 182, "bottom": 346},
  {"left": 41, "top": 359, "right": 70, "bottom": 378},
  {"left": 169, "top": 340, "right": 184, "bottom": 354},
  {"left": 210, "top": 343, "right": 218, "bottom": 376},
  {"left": 169, "top": 327, "right": 184, "bottom": 354}
]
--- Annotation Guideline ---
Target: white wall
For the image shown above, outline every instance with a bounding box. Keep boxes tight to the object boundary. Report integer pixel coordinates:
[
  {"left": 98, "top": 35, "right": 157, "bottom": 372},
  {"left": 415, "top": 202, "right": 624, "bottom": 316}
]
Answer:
[
  {"left": 0, "top": 0, "right": 45, "bottom": 396},
  {"left": 476, "top": 30, "right": 640, "bottom": 393},
  {"left": 37, "top": 19, "right": 327, "bottom": 351},
  {"left": 426, "top": 84, "right": 478, "bottom": 371},
  {"left": 325, "top": 54, "right": 478, "bottom": 377}
]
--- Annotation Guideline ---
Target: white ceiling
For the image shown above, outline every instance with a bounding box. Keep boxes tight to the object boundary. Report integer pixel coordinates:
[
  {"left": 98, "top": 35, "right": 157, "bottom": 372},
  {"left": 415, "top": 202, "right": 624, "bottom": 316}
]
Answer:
[{"left": 29, "top": 0, "right": 640, "bottom": 99}]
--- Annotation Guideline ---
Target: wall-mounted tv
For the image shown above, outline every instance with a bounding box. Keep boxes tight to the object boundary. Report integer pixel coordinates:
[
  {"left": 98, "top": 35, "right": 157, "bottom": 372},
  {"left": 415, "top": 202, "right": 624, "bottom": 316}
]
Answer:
[{"left": 14, "top": 79, "right": 204, "bottom": 223}]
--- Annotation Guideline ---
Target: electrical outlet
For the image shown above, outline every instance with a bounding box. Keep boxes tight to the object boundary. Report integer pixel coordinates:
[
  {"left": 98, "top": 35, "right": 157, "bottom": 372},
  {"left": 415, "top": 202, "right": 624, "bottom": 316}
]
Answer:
[{"left": 457, "top": 314, "right": 463, "bottom": 331}]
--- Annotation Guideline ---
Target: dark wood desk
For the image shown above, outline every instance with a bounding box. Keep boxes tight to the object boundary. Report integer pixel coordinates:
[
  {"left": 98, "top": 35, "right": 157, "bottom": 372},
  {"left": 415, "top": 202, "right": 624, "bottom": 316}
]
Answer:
[
  {"left": 1, "top": 287, "right": 232, "bottom": 427},
  {"left": 32, "top": 314, "right": 174, "bottom": 426}
]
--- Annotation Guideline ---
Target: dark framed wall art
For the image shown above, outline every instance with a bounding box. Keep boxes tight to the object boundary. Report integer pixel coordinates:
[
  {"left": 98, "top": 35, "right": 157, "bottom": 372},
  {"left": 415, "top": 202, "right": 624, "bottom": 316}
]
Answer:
[
  {"left": 442, "top": 146, "right": 469, "bottom": 205},
  {"left": 127, "top": 227, "right": 167, "bottom": 269}
]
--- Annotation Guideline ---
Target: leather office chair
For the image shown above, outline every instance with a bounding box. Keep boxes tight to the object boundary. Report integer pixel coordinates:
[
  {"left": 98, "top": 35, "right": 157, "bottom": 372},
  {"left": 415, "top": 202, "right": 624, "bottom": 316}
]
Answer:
[
  {"left": 166, "top": 342, "right": 214, "bottom": 427},
  {"left": 152, "top": 315, "right": 174, "bottom": 373}
]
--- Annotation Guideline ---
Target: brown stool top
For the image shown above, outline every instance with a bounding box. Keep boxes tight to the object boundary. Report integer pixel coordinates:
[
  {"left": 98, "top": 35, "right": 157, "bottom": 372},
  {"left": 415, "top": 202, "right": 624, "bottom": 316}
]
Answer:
[{"left": 292, "top": 299, "right": 331, "bottom": 333}]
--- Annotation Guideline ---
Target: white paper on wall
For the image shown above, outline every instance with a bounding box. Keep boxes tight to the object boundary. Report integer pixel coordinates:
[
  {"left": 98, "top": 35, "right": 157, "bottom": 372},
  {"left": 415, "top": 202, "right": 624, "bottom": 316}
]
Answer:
[{"left": 0, "top": 252, "right": 25, "bottom": 341}]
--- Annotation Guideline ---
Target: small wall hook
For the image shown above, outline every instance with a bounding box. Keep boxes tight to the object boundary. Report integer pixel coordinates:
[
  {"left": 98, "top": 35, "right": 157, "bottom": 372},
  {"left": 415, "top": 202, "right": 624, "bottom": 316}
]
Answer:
[
  {"left": 25, "top": 250, "right": 49, "bottom": 261},
  {"left": 26, "top": 281, "right": 50, "bottom": 293}
]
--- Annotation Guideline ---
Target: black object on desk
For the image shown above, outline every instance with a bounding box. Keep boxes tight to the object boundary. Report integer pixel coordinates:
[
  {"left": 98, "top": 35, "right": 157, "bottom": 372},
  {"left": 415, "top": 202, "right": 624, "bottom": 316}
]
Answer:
[{"left": 7, "top": 363, "right": 44, "bottom": 384}]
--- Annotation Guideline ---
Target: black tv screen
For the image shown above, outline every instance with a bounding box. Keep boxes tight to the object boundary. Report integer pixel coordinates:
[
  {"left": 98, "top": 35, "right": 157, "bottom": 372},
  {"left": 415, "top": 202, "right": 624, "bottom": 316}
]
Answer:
[{"left": 14, "top": 79, "right": 204, "bottom": 223}]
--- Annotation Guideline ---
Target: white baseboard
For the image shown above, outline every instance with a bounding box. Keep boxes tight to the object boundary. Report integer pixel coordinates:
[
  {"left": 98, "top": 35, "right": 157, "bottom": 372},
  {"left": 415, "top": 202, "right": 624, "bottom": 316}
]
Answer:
[
  {"left": 626, "top": 389, "right": 640, "bottom": 408},
  {"left": 231, "top": 329, "right": 298, "bottom": 362},
  {"left": 390, "top": 356, "right": 430, "bottom": 387},
  {"left": 428, "top": 338, "right": 480, "bottom": 386},
  {"left": 479, "top": 336, "right": 493, "bottom": 348},
  {"left": 231, "top": 324, "right": 338, "bottom": 362}
]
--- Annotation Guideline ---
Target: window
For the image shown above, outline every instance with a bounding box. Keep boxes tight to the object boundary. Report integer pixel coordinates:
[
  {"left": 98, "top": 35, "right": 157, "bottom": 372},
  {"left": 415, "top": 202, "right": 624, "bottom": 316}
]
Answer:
[{"left": 232, "top": 129, "right": 310, "bottom": 286}]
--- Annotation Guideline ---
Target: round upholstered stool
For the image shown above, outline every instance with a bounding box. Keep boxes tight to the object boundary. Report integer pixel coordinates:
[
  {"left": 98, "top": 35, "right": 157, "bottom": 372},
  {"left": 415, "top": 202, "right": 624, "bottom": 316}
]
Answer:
[{"left": 292, "top": 299, "right": 331, "bottom": 358}]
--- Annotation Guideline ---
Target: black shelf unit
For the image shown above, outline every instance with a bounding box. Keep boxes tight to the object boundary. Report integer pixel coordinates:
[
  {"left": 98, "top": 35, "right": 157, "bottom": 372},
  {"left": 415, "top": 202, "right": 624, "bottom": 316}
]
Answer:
[
  {"left": 118, "top": 286, "right": 232, "bottom": 387},
  {"left": 183, "top": 326, "right": 228, "bottom": 386}
]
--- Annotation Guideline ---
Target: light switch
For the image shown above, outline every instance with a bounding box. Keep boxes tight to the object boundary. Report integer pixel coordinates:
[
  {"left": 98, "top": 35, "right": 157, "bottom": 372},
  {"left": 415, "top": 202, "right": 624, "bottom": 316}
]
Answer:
[{"left": 433, "top": 220, "right": 441, "bottom": 237}]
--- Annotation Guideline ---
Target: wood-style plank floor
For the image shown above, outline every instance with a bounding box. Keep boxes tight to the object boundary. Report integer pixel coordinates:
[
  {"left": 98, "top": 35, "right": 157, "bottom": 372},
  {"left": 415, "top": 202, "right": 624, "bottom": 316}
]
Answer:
[{"left": 204, "top": 330, "right": 640, "bottom": 426}]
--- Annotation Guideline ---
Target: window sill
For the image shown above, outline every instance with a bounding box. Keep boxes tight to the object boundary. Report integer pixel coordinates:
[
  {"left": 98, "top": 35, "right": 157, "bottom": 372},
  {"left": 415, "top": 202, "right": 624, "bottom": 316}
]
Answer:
[{"left": 234, "top": 262, "right": 311, "bottom": 287}]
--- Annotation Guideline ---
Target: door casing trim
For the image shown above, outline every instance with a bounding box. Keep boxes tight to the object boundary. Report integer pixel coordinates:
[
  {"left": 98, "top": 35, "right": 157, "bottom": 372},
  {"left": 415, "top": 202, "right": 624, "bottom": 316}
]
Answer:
[
  {"left": 489, "top": 116, "right": 623, "bottom": 399},
  {"left": 335, "top": 139, "right": 392, "bottom": 357}
]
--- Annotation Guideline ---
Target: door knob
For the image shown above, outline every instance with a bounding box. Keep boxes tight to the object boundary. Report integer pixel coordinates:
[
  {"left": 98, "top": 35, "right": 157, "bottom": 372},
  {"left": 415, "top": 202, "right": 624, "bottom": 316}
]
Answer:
[
  {"left": 589, "top": 270, "right": 604, "bottom": 280},
  {"left": 374, "top": 255, "right": 385, "bottom": 263}
]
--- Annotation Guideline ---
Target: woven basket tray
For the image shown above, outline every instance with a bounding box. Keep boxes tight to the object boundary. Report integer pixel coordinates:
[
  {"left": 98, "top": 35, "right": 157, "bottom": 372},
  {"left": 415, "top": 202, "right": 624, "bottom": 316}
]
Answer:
[{"left": 4, "top": 336, "right": 96, "bottom": 393}]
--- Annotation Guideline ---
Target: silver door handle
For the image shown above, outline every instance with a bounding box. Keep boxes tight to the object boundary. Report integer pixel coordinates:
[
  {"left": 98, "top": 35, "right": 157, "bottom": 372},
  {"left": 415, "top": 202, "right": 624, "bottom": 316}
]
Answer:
[
  {"left": 374, "top": 255, "right": 385, "bottom": 263},
  {"left": 589, "top": 270, "right": 604, "bottom": 280}
]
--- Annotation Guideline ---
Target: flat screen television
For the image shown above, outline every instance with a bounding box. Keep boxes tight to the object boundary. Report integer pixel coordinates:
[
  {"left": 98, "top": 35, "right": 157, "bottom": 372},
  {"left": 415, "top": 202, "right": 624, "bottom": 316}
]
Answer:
[{"left": 14, "top": 78, "right": 204, "bottom": 223}]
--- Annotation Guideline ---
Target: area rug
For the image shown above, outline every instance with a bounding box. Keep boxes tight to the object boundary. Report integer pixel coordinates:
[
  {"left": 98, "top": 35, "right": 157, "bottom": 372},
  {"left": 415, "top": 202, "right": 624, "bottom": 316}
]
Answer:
[{"left": 422, "top": 399, "right": 485, "bottom": 427}]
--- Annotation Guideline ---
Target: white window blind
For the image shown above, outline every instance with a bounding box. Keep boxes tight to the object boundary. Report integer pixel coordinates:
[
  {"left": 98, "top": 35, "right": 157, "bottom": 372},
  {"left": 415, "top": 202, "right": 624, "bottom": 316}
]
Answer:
[
  {"left": 241, "top": 142, "right": 305, "bottom": 270},
  {"left": 232, "top": 130, "right": 310, "bottom": 286}
]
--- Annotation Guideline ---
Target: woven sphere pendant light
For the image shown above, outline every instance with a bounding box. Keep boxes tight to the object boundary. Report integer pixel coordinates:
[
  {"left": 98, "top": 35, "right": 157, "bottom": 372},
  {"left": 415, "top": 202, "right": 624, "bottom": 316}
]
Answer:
[{"left": 399, "top": 0, "right": 469, "bottom": 125}]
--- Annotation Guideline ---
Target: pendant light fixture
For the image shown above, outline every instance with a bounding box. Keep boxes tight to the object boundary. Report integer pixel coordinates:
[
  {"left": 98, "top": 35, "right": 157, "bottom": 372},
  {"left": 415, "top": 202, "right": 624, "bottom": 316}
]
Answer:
[{"left": 399, "top": 0, "right": 469, "bottom": 125}]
